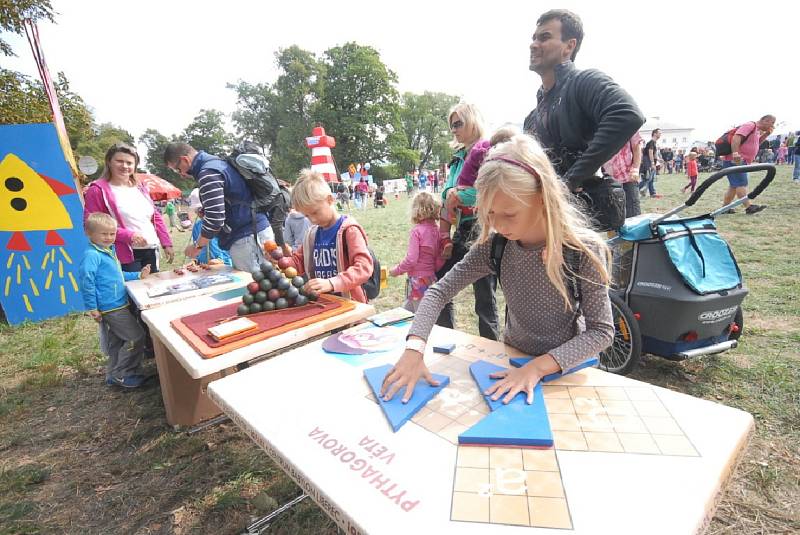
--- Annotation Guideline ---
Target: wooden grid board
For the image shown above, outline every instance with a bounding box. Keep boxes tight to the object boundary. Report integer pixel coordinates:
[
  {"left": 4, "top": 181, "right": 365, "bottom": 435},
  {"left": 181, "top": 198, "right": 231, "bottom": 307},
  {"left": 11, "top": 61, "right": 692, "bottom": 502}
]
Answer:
[
  {"left": 452, "top": 446, "right": 572, "bottom": 528},
  {"left": 363, "top": 346, "right": 699, "bottom": 530}
]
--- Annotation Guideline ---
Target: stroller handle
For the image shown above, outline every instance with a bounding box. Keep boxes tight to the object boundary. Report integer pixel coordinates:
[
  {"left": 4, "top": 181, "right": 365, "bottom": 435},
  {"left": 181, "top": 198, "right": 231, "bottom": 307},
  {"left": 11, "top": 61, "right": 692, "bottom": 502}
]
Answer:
[{"left": 685, "top": 164, "right": 776, "bottom": 206}]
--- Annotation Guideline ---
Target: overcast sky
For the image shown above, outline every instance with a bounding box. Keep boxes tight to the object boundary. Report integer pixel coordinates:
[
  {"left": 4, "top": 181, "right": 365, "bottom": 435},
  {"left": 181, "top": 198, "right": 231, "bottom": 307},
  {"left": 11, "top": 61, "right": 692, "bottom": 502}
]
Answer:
[{"left": 4, "top": 0, "right": 799, "bottom": 147}]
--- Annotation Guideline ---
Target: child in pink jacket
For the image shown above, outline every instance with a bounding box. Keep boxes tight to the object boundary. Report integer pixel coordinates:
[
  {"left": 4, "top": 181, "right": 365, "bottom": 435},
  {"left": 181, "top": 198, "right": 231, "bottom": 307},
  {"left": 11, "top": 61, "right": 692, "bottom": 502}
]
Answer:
[{"left": 390, "top": 192, "right": 446, "bottom": 312}]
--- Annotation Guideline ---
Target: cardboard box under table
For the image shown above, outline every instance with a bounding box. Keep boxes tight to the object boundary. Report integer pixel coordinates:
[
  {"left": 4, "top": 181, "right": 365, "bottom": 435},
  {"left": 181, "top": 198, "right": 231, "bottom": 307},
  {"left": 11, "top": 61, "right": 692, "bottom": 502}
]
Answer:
[
  {"left": 207, "top": 325, "right": 754, "bottom": 535},
  {"left": 141, "top": 291, "right": 374, "bottom": 428}
]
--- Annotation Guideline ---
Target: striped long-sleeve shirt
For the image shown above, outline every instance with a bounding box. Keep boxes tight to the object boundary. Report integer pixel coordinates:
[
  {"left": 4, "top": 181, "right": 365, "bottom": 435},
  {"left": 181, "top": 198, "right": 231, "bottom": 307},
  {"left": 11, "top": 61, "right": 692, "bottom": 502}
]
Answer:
[{"left": 197, "top": 169, "right": 227, "bottom": 240}]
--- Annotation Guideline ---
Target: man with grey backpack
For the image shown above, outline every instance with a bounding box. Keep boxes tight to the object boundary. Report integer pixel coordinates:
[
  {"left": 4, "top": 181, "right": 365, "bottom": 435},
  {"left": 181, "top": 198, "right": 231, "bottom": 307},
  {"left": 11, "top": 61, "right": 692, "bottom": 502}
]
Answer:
[{"left": 164, "top": 142, "right": 273, "bottom": 272}]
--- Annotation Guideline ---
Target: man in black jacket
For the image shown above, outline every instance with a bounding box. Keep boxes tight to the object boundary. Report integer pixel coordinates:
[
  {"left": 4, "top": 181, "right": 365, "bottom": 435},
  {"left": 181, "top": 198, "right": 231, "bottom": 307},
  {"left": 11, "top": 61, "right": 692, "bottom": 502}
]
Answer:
[{"left": 524, "top": 10, "right": 645, "bottom": 209}]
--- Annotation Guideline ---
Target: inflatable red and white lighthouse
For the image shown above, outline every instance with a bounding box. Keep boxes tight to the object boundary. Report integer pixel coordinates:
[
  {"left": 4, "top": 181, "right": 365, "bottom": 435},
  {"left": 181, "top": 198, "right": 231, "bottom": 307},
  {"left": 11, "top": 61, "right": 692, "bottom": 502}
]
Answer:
[{"left": 305, "top": 125, "right": 338, "bottom": 183}]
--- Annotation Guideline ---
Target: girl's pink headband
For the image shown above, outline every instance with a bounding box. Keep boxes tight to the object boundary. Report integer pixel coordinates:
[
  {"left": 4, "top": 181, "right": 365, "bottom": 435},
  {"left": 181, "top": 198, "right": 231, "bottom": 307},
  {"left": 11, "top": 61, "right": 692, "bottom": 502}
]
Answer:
[{"left": 485, "top": 156, "right": 541, "bottom": 181}]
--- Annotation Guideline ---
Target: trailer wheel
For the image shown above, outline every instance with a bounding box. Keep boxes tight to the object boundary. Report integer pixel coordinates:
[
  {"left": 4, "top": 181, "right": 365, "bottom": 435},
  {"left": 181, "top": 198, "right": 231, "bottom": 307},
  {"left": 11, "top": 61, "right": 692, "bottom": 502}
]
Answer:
[
  {"left": 599, "top": 292, "right": 642, "bottom": 375},
  {"left": 728, "top": 306, "right": 744, "bottom": 341}
]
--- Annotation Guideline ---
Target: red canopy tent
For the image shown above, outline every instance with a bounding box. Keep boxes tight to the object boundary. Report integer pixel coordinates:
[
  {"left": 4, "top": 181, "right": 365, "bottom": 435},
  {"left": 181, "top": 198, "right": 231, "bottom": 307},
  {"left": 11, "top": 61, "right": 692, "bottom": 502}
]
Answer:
[{"left": 136, "top": 173, "right": 182, "bottom": 201}]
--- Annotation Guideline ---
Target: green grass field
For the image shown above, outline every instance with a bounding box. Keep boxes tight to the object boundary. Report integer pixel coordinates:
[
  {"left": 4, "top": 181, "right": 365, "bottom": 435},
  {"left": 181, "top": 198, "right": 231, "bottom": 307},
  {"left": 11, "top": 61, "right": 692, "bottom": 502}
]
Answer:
[{"left": 1, "top": 167, "right": 798, "bottom": 534}]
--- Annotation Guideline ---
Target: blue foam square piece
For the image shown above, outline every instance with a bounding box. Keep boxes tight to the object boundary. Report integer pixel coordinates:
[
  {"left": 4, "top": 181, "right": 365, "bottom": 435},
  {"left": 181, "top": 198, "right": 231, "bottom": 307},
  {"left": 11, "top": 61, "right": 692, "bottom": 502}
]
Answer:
[
  {"left": 509, "top": 356, "right": 599, "bottom": 382},
  {"left": 458, "top": 382, "right": 553, "bottom": 447},
  {"left": 363, "top": 364, "right": 450, "bottom": 432},
  {"left": 433, "top": 343, "right": 456, "bottom": 354}
]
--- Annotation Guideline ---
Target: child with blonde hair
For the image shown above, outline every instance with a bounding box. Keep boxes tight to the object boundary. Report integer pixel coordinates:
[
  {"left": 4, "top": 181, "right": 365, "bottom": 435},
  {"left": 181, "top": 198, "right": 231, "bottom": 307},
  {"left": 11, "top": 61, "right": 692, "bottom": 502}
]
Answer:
[
  {"left": 79, "top": 213, "right": 152, "bottom": 388},
  {"left": 382, "top": 133, "right": 614, "bottom": 404},
  {"left": 390, "top": 192, "right": 446, "bottom": 311},
  {"left": 288, "top": 170, "right": 374, "bottom": 303}
]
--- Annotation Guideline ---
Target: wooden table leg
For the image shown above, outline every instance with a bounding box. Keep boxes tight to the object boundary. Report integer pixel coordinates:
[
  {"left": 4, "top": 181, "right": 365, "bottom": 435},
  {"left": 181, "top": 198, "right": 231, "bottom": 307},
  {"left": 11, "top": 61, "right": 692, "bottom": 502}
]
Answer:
[{"left": 152, "top": 335, "right": 232, "bottom": 428}]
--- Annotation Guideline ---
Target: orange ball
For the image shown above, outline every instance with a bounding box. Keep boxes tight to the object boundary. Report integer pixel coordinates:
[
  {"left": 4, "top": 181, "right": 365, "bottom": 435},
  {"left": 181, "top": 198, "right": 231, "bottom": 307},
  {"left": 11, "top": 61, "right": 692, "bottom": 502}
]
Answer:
[
  {"left": 283, "top": 266, "right": 298, "bottom": 279},
  {"left": 263, "top": 239, "right": 278, "bottom": 252}
]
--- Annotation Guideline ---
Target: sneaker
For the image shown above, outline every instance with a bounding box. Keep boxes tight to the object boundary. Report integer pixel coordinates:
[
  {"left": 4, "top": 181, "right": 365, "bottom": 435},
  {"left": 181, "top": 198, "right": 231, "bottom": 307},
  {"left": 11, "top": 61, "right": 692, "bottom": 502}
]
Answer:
[
  {"left": 106, "top": 375, "right": 147, "bottom": 389},
  {"left": 650, "top": 194, "right": 663, "bottom": 199},
  {"left": 720, "top": 208, "right": 737, "bottom": 215},
  {"left": 745, "top": 204, "right": 767, "bottom": 215}
]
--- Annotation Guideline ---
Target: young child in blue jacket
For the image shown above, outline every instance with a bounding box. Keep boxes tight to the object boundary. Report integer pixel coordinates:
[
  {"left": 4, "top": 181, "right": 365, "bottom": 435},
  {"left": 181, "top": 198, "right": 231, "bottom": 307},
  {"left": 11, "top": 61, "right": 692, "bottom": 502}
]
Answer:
[{"left": 79, "top": 213, "right": 152, "bottom": 388}]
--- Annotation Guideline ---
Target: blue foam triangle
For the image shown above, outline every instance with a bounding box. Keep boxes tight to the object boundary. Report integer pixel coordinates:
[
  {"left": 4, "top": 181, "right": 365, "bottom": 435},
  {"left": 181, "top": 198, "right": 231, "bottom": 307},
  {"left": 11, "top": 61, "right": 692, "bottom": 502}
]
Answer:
[
  {"left": 458, "top": 382, "right": 553, "bottom": 447},
  {"left": 509, "top": 356, "right": 599, "bottom": 382},
  {"left": 469, "top": 360, "right": 525, "bottom": 411},
  {"left": 364, "top": 364, "right": 450, "bottom": 432}
]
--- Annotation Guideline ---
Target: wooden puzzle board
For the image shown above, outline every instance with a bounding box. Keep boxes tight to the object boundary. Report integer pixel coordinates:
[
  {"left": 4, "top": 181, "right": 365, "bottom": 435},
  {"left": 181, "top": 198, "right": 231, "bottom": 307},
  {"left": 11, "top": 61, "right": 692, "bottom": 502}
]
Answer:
[
  {"left": 125, "top": 266, "right": 249, "bottom": 310},
  {"left": 208, "top": 325, "right": 753, "bottom": 534},
  {"left": 141, "top": 292, "right": 374, "bottom": 379}
]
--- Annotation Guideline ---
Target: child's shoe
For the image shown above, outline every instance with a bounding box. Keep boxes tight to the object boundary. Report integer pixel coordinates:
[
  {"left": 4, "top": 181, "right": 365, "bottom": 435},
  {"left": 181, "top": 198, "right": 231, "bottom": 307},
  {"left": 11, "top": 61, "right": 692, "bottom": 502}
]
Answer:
[{"left": 106, "top": 375, "right": 147, "bottom": 389}]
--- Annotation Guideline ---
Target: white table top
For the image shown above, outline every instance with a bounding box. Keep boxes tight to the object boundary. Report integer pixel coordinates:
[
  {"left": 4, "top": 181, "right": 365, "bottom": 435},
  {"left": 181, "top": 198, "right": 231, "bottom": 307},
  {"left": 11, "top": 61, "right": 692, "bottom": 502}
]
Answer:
[
  {"left": 207, "top": 325, "right": 754, "bottom": 535},
  {"left": 141, "top": 291, "right": 375, "bottom": 379},
  {"left": 126, "top": 266, "right": 249, "bottom": 310}
]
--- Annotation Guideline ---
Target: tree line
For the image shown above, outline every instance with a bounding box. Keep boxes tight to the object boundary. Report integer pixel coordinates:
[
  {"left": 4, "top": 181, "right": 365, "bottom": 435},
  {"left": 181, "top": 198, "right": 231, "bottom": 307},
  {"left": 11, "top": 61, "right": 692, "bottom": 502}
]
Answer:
[{"left": 1, "top": 2, "right": 461, "bottom": 188}]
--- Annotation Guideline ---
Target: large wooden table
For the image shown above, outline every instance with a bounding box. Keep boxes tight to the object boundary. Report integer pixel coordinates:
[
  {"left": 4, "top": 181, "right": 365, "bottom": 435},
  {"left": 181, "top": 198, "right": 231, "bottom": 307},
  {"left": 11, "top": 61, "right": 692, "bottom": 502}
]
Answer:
[
  {"left": 207, "top": 325, "right": 753, "bottom": 534},
  {"left": 141, "top": 291, "right": 375, "bottom": 427}
]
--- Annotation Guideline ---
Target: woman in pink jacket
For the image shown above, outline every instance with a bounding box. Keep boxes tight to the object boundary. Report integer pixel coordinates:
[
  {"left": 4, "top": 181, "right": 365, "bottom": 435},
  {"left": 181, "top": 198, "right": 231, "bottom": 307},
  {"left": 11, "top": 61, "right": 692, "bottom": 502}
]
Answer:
[
  {"left": 83, "top": 143, "right": 174, "bottom": 272},
  {"left": 390, "top": 191, "right": 446, "bottom": 311}
]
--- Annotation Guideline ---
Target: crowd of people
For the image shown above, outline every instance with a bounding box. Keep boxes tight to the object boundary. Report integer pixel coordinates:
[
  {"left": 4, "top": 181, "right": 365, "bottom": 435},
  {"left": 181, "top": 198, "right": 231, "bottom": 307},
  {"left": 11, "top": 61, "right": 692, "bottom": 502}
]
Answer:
[{"left": 77, "top": 8, "right": 791, "bottom": 402}]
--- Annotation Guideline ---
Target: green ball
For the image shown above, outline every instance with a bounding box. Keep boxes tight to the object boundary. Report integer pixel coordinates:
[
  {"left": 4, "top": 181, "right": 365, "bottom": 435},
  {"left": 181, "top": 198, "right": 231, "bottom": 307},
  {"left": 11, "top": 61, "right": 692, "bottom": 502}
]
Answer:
[
  {"left": 268, "top": 270, "right": 281, "bottom": 282},
  {"left": 275, "top": 297, "right": 288, "bottom": 310},
  {"left": 261, "top": 300, "right": 275, "bottom": 311},
  {"left": 277, "top": 277, "right": 291, "bottom": 291},
  {"left": 254, "top": 291, "right": 267, "bottom": 304},
  {"left": 249, "top": 302, "right": 263, "bottom": 314},
  {"left": 260, "top": 262, "right": 274, "bottom": 275},
  {"left": 285, "top": 286, "right": 299, "bottom": 300},
  {"left": 237, "top": 304, "right": 250, "bottom": 316},
  {"left": 259, "top": 279, "right": 272, "bottom": 292},
  {"left": 242, "top": 293, "right": 254, "bottom": 305},
  {"left": 251, "top": 270, "right": 264, "bottom": 282},
  {"left": 294, "top": 295, "right": 308, "bottom": 307},
  {"left": 292, "top": 276, "right": 305, "bottom": 288},
  {"left": 307, "top": 291, "right": 319, "bottom": 302}
]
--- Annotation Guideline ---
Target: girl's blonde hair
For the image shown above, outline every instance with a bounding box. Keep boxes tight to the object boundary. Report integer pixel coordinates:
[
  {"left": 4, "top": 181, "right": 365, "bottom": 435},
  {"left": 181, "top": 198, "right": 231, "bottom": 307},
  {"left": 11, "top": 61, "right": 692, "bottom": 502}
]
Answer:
[
  {"left": 448, "top": 102, "right": 485, "bottom": 151},
  {"left": 475, "top": 133, "right": 610, "bottom": 310},
  {"left": 410, "top": 191, "right": 441, "bottom": 224},
  {"left": 686, "top": 151, "right": 697, "bottom": 160},
  {"left": 291, "top": 169, "right": 334, "bottom": 209}
]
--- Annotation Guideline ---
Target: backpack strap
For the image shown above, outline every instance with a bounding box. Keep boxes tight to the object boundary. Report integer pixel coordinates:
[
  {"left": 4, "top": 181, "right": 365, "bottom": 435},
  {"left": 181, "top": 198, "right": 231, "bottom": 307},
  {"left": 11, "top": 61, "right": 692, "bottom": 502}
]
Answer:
[{"left": 490, "top": 233, "right": 508, "bottom": 283}]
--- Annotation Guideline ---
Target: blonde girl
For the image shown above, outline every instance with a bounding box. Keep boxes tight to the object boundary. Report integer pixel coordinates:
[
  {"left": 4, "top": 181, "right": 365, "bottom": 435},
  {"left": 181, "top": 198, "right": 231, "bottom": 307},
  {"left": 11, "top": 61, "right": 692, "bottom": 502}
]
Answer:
[
  {"left": 382, "top": 133, "right": 613, "bottom": 404},
  {"left": 389, "top": 192, "right": 446, "bottom": 311}
]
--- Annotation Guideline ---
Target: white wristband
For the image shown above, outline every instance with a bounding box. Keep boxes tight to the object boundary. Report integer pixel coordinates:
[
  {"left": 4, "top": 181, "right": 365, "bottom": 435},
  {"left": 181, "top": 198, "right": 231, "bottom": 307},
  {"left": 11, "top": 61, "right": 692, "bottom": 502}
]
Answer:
[{"left": 405, "top": 338, "right": 426, "bottom": 354}]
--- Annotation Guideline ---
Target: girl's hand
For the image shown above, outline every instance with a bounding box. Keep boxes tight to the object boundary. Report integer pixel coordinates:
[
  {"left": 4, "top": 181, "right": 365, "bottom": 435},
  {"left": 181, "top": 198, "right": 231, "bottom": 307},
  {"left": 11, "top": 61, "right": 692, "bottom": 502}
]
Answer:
[
  {"left": 389, "top": 266, "right": 399, "bottom": 277},
  {"left": 304, "top": 277, "right": 334, "bottom": 294},
  {"left": 140, "top": 264, "right": 152, "bottom": 279},
  {"left": 487, "top": 354, "right": 561, "bottom": 405},
  {"left": 486, "top": 364, "right": 543, "bottom": 405},
  {"left": 381, "top": 349, "right": 439, "bottom": 403},
  {"left": 163, "top": 246, "right": 175, "bottom": 264}
]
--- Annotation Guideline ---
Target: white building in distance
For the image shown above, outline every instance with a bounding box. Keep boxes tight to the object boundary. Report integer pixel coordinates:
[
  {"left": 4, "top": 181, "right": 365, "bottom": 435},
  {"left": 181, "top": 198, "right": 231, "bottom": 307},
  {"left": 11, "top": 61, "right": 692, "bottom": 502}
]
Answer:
[{"left": 639, "top": 118, "right": 695, "bottom": 151}]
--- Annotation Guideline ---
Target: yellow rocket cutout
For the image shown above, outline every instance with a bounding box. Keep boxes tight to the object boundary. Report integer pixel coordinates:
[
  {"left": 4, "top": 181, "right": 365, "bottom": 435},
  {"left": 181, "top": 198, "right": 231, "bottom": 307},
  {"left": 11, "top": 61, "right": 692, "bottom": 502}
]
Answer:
[{"left": 1, "top": 153, "right": 77, "bottom": 312}]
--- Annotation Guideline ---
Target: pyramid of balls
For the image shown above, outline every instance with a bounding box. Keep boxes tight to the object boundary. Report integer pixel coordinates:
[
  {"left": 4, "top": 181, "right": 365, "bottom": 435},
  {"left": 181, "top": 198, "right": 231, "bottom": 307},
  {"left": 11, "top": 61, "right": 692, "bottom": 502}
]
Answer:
[{"left": 237, "top": 242, "right": 318, "bottom": 316}]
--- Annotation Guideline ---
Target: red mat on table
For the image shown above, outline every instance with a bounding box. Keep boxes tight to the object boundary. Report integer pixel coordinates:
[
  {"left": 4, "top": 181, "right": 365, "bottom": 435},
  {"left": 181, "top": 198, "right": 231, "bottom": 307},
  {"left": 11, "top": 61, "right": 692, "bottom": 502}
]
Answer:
[{"left": 171, "top": 294, "right": 355, "bottom": 358}]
